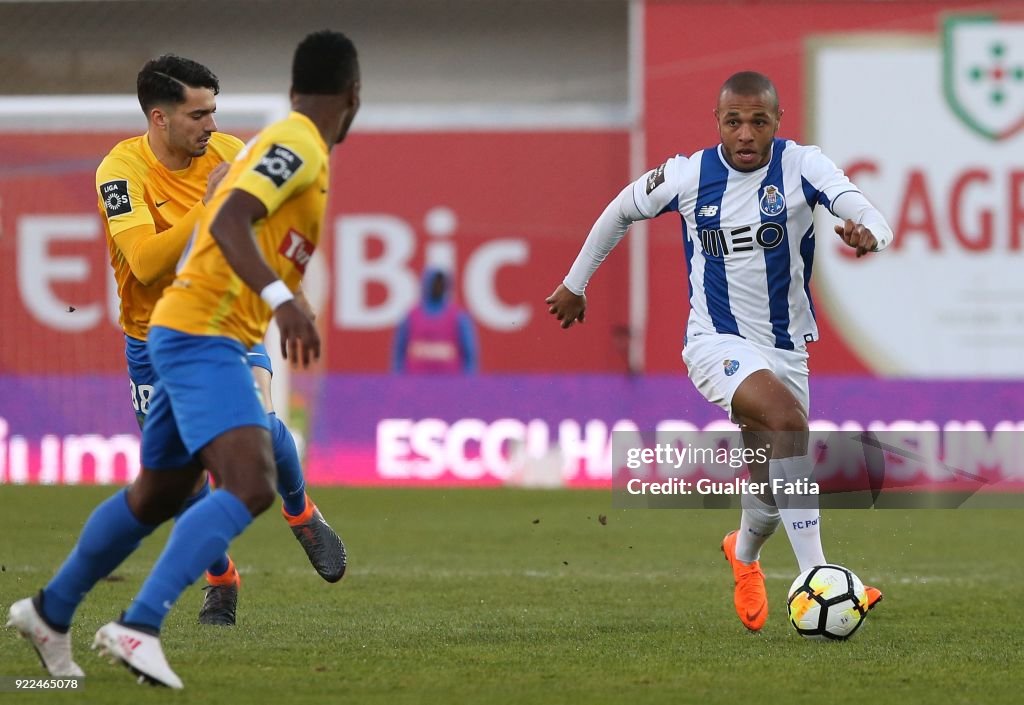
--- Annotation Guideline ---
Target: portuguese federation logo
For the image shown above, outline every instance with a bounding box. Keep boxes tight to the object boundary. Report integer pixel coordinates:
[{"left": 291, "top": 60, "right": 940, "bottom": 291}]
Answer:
[{"left": 943, "top": 15, "right": 1024, "bottom": 141}]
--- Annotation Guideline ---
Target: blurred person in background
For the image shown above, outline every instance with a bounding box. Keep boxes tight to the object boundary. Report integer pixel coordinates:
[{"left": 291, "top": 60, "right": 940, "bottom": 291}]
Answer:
[
  {"left": 546, "top": 70, "right": 888, "bottom": 634},
  {"left": 393, "top": 267, "right": 479, "bottom": 373}
]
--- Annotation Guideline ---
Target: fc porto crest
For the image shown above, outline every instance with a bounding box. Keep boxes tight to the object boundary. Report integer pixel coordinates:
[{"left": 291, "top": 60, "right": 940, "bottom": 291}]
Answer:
[
  {"left": 943, "top": 15, "right": 1024, "bottom": 141},
  {"left": 723, "top": 359, "right": 740, "bottom": 377},
  {"left": 759, "top": 185, "right": 785, "bottom": 216}
]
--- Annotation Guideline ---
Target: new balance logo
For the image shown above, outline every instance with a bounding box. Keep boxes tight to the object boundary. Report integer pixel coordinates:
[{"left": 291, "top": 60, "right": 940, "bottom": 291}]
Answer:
[
  {"left": 119, "top": 635, "right": 143, "bottom": 652},
  {"left": 697, "top": 205, "right": 718, "bottom": 217}
]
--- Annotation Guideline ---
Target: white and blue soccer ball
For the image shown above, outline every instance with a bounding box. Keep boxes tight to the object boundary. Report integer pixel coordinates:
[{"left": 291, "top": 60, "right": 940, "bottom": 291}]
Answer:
[{"left": 787, "top": 564, "right": 869, "bottom": 640}]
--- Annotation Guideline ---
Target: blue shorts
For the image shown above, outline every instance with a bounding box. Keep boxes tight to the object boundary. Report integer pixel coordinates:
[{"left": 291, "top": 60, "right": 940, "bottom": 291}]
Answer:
[
  {"left": 141, "top": 327, "right": 269, "bottom": 470},
  {"left": 246, "top": 343, "right": 273, "bottom": 373},
  {"left": 126, "top": 335, "right": 156, "bottom": 428},
  {"left": 126, "top": 336, "right": 272, "bottom": 428}
]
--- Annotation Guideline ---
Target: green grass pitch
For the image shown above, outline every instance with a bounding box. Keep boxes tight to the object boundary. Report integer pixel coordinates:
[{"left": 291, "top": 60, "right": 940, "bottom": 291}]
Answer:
[{"left": 1, "top": 486, "right": 1022, "bottom": 704}]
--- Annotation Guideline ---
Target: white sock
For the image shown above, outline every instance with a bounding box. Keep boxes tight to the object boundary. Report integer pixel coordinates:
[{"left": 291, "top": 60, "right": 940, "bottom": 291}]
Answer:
[
  {"left": 770, "top": 455, "right": 826, "bottom": 573},
  {"left": 736, "top": 492, "right": 779, "bottom": 563}
]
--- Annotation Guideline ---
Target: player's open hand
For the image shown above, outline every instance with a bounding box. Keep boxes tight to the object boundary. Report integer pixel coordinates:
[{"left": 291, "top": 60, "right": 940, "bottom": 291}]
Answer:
[
  {"left": 275, "top": 300, "right": 320, "bottom": 368},
  {"left": 203, "top": 162, "right": 231, "bottom": 205},
  {"left": 834, "top": 218, "right": 878, "bottom": 258},
  {"left": 546, "top": 284, "right": 586, "bottom": 329}
]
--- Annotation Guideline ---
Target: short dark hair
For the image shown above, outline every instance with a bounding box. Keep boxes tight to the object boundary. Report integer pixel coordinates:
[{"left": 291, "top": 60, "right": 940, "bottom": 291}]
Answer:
[
  {"left": 719, "top": 71, "right": 779, "bottom": 111},
  {"left": 291, "top": 30, "right": 359, "bottom": 95},
  {"left": 137, "top": 55, "right": 219, "bottom": 114}
]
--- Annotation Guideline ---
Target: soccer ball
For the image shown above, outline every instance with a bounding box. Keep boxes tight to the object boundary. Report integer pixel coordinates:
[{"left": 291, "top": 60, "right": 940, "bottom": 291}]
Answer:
[{"left": 787, "top": 564, "right": 868, "bottom": 640}]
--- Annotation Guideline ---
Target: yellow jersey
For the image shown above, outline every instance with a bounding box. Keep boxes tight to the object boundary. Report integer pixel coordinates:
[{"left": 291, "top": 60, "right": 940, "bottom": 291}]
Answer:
[
  {"left": 152, "top": 112, "right": 329, "bottom": 347},
  {"left": 97, "top": 131, "right": 243, "bottom": 340}
]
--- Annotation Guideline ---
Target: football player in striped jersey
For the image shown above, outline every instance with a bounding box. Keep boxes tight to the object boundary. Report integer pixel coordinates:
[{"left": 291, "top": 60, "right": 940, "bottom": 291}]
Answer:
[{"left": 548, "top": 71, "right": 886, "bottom": 631}]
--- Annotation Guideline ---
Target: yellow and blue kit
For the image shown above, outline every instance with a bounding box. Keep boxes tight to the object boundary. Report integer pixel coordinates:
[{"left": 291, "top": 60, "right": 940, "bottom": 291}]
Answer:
[{"left": 145, "top": 111, "right": 329, "bottom": 466}]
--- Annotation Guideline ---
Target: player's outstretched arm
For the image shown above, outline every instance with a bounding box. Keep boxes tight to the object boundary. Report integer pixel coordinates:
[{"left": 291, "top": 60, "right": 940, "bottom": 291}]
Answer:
[
  {"left": 803, "top": 148, "right": 893, "bottom": 258},
  {"left": 550, "top": 158, "right": 679, "bottom": 330},
  {"left": 210, "top": 190, "right": 320, "bottom": 367},
  {"left": 547, "top": 185, "right": 633, "bottom": 330}
]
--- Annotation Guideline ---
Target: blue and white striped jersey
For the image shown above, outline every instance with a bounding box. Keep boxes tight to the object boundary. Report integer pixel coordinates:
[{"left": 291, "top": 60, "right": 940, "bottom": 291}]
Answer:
[{"left": 633, "top": 138, "right": 866, "bottom": 351}]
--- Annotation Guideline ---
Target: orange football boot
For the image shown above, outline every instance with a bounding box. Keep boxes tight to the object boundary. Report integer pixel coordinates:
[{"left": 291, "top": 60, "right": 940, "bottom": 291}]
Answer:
[
  {"left": 721, "top": 530, "right": 769, "bottom": 631},
  {"left": 864, "top": 585, "right": 883, "bottom": 611}
]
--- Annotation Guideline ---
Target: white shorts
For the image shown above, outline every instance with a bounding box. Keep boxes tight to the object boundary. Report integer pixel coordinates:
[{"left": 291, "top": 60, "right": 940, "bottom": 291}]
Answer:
[{"left": 681, "top": 333, "right": 809, "bottom": 420}]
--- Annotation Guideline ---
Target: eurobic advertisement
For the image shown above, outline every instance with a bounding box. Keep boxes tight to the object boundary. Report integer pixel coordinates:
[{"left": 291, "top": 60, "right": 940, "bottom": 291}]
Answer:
[{"left": 2, "top": 1, "right": 1022, "bottom": 487}]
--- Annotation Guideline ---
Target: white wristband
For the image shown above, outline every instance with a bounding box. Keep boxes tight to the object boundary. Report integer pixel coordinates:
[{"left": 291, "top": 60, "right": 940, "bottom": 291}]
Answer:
[{"left": 260, "top": 280, "right": 294, "bottom": 311}]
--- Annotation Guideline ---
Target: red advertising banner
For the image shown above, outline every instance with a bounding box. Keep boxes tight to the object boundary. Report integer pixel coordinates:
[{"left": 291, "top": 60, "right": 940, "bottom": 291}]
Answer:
[
  {"left": 0, "top": 130, "right": 629, "bottom": 374},
  {"left": 0, "top": 132, "right": 133, "bottom": 374},
  {"left": 326, "top": 131, "right": 631, "bottom": 372},
  {"left": 5, "top": 1, "right": 1015, "bottom": 377},
  {"left": 642, "top": 0, "right": 1018, "bottom": 375}
]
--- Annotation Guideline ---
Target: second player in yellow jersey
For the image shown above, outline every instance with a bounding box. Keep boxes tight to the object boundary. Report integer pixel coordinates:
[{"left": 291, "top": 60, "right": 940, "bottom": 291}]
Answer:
[
  {"left": 92, "top": 55, "right": 346, "bottom": 630},
  {"left": 97, "top": 109, "right": 241, "bottom": 341},
  {"left": 10, "top": 36, "right": 361, "bottom": 688}
]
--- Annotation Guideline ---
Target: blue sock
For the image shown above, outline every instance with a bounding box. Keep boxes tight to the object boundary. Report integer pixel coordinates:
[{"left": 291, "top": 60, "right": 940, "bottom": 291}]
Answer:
[
  {"left": 123, "top": 490, "right": 252, "bottom": 631},
  {"left": 42, "top": 489, "right": 156, "bottom": 629},
  {"left": 176, "top": 475, "right": 231, "bottom": 577},
  {"left": 270, "top": 412, "right": 307, "bottom": 516}
]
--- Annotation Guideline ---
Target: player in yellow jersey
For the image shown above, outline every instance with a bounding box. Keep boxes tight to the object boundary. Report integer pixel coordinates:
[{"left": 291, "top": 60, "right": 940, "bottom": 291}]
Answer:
[
  {"left": 97, "top": 55, "right": 346, "bottom": 623},
  {"left": 8, "top": 32, "right": 360, "bottom": 688},
  {"left": 94, "top": 56, "right": 257, "bottom": 629},
  {"left": 4, "top": 51, "right": 350, "bottom": 676}
]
